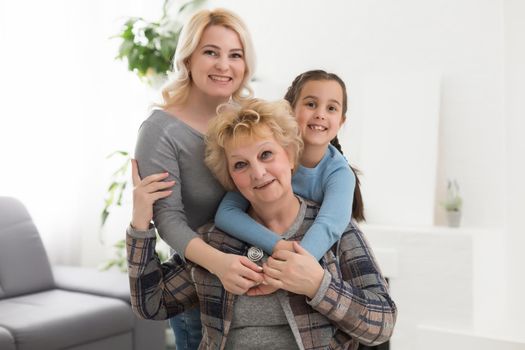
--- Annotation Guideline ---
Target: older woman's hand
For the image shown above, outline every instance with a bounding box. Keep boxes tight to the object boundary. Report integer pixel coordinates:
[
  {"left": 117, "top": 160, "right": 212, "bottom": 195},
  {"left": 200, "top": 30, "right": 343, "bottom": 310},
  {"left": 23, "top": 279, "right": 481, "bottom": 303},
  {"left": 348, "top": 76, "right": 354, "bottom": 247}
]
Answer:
[
  {"left": 263, "top": 242, "right": 325, "bottom": 299},
  {"left": 245, "top": 240, "right": 298, "bottom": 296},
  {"left": 131, "top": 159, "right": 175, "bottom": 231},
  {"left": 212, "top": 254, "right": 265, "bottom": 295},
  {"left": 245, "top": 283, "right": 279, "bottom": 296}
]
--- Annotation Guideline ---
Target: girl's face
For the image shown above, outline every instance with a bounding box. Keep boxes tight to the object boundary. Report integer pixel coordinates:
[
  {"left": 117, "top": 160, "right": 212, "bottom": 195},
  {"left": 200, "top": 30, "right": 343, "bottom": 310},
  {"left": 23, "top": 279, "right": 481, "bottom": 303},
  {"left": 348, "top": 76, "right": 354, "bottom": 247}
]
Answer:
[
  {"left": 225, "top": 129, "right": 295, "bottom": 208},
  {"left": 293, "top": 80, "right": 345, "bottom": 148},
  {"left": 188, "top": 25, "right": 246, "bottom": 100}
]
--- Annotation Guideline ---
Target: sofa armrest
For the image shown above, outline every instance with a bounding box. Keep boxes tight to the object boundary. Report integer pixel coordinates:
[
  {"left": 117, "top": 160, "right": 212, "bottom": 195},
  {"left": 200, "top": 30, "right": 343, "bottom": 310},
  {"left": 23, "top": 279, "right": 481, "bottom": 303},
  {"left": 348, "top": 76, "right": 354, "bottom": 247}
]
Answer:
[
  {"left": 53, "top": 265, "right": 131, "bottom": 302},
  {"left": 0, "top": 327, "right": 15, "bottom": 350}
]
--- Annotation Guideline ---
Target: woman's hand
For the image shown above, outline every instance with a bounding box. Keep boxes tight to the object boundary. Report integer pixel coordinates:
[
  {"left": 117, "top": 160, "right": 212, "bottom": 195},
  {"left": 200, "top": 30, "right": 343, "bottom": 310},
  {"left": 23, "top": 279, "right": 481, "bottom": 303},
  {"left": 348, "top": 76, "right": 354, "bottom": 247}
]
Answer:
[
  {"left": 244, "top": 239, "right": 298, "bottom": 297},
  {"left": 245, "top": 283, "right": 279, "bottom": 296},
  {"left": 212, "top": 253, "right": 265, "bottom": 295},
  {"left": 263, "top": 242, "right": 324, "bottom": 299},
  {"left": 131, "top": 159, "right": 175, "bottom": 231},
  {"left": 272, "top": 239, "right": 295, "bottom": 253}
]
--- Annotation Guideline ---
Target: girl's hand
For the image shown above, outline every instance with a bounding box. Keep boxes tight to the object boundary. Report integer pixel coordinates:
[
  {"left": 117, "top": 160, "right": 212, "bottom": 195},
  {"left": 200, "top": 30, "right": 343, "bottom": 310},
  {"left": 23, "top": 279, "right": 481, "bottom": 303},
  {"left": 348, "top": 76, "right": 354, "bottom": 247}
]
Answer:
[
  {"left": 273, "top": 239, "right": 295, "bottom": 253},
  {"left": 263, "top": 242, "right": 324, "bottom": 299},
  {"left": 131, "top": 159, "right": 175, "bottom": 231},
  {"left": 212, "top": 253, "right": 265, "bottom": 295}
]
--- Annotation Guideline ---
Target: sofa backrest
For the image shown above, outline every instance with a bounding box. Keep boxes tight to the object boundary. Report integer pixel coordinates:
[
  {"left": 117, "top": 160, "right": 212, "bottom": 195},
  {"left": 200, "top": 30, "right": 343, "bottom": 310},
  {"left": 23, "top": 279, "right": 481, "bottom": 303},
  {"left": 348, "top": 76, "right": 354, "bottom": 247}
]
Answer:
[{"left": 0, "top": 197, "right": 55, "bottom": 299}]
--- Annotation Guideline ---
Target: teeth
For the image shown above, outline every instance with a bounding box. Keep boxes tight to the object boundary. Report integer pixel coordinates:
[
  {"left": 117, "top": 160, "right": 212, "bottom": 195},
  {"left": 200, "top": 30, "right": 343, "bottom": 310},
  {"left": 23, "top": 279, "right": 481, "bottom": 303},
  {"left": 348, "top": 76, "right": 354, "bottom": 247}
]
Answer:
[
  {"left": 210, "top": 75, "right": 230, "bottom": 82},
  {"left": 309, "top": 125, "right": 327, "bottom": 131}
]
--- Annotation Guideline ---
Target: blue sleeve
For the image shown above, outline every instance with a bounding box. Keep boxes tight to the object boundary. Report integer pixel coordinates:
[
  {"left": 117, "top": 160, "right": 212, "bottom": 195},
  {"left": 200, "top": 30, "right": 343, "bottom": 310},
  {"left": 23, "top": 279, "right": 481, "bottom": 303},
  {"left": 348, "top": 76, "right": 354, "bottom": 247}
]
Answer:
[
  {"left": 300, "top": 166, "right": 355, "bottom": 260},
  {"left": 214, "top": 191, "right": 281, "bottom": 254}
]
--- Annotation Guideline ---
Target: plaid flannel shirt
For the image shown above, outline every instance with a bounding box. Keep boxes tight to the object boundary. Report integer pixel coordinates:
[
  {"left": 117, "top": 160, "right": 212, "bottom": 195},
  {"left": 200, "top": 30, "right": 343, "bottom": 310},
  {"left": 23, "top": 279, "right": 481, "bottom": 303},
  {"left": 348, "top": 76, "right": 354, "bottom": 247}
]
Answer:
[{"left": 127, "top": 200, "right": 396, "bottom": 350}]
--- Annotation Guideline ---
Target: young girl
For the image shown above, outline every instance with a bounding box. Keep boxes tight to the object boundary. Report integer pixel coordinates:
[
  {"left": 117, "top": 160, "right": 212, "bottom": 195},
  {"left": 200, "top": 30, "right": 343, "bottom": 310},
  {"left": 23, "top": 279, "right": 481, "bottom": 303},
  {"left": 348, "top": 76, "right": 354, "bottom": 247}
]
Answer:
[{"left": 214, "top": 70, "right": 364, "bottom": 261}]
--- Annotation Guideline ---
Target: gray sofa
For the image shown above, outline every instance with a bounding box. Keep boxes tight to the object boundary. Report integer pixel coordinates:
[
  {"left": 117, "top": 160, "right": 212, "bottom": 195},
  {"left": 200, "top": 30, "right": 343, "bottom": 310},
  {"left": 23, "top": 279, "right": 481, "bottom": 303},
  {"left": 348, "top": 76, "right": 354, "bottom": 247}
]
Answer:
[{"left": 0, "top": 196, "right": 166, "bottom": 350}]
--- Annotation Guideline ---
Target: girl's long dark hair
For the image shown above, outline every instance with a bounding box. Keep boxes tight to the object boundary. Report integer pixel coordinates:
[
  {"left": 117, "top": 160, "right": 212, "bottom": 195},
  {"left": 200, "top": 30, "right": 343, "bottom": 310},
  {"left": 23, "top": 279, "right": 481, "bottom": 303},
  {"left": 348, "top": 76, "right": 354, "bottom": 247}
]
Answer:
[{"left": 284, "top": 70, "right": 365, "bottom": 222}]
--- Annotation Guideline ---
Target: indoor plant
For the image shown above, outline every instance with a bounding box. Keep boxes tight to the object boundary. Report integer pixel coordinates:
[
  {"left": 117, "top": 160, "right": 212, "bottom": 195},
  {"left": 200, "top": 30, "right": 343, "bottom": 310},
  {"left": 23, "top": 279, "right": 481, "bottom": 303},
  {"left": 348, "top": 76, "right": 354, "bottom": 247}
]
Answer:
[
  {"left": 101, "top": 0, "right": 206, "bottom": 271},
  {"left": 443, "top": 179, "right": 463, "bottom": 227},
  {"left": 114, "top": 0, "right": 205, "bottom": 86}
]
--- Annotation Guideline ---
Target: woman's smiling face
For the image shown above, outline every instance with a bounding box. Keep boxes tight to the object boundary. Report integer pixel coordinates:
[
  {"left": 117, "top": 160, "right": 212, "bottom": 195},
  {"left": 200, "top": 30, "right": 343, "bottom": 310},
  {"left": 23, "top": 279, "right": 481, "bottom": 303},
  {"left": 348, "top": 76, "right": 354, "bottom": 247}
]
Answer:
[
  {"left": 225, "top": 127, "right": 294, "bottom": 207},
  {"left": 187, "top": 25, "right": 246, "bottom": 99}
]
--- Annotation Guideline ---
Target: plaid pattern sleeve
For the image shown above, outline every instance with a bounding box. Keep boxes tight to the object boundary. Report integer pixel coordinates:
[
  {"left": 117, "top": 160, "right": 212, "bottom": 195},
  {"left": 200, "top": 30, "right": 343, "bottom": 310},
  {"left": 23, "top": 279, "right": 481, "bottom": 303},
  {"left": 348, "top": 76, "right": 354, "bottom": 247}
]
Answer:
[
  {"left": 126, "top": 228, "right": 199, "bottom": 320},
  {"left": 310, "top": 222, "right": 397, "bottom": 347}
]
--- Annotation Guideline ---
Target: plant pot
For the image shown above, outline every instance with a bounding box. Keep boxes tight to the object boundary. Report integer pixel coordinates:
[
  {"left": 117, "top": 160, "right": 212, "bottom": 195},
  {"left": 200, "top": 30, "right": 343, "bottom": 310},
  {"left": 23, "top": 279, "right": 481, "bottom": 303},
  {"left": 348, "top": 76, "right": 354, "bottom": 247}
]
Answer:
[{"left": 446, "top": 210, "right": 462, "bottom": 228}]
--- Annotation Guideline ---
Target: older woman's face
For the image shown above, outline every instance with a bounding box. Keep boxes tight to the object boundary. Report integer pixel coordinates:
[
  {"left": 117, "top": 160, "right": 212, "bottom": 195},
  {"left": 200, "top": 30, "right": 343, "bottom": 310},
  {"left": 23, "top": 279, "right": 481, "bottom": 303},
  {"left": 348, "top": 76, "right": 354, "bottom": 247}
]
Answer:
[{"left": 225, "top": 128, "right": 294, "bottom": 207}]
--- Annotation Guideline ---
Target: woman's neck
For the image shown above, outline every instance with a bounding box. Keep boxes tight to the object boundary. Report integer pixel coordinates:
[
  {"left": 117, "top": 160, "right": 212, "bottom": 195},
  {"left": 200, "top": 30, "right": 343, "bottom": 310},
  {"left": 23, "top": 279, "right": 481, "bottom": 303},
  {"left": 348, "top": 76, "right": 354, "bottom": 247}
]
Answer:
[
  {"left": 249, "top": 194, "right": 300, "bottom": 235},
  {"left": 300, "top": 144, "right": 328, "bottom": 168},
  {"left": 166, "top": 87, "right": 230, "bottom": 134},
  {"left": 186, "top": 86, "right": 230, "bottom": 118}
]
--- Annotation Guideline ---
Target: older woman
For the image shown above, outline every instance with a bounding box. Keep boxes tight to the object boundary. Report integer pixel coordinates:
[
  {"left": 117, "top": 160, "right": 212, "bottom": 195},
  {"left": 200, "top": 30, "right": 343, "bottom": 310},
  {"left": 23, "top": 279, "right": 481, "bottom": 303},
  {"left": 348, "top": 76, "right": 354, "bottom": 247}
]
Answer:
[{"left": 127, "top": 99, "right": 396, "bottom": 349}]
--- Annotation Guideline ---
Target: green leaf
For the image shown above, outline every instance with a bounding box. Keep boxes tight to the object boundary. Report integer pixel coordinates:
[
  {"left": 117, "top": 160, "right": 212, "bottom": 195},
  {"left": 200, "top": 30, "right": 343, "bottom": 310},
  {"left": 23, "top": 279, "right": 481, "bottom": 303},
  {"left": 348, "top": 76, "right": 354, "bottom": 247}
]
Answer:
[
  {"left": 127, "top": 46, "right": 142, "bottom": 72},
  {"left": 114, "top": 239, "right": 126, "bottom": 249},
  {"left": 100, "top": 209, "right": 109, "bottom": 227},
  {"left": 104, "top": 195, "right": 114, "bottom": 208},
  {"left": 121, "top": 22, "right": 135, "bottom": 41},
  {"left": 116, "top": 182, "right": 127, "bottom": 206},
  {"left": 144, "top": 26, "right": 157, "bottom": 42},
  {"left": 159, "top": 36, "right": 177, "bottom": 61},
  {"left": 117, "top": 40, "right": 135, "bottom": 60},
  {"left": 99, "top": 260, "right": 116, "bottom": 271},
  {"left": 107, "top": 181, "right": 119, "bottom": 192},
  {"left": 147, "top": 52, "right": 168, "bottom": 75},
  {"left": 179, "top": 0, "right": 206, "bottom": 15},
  {"left": 106, "top": 150, "right": 129, "bottom": 159},
  {"left": 113, "top": 160, "right": 130, "bottom": 177}
]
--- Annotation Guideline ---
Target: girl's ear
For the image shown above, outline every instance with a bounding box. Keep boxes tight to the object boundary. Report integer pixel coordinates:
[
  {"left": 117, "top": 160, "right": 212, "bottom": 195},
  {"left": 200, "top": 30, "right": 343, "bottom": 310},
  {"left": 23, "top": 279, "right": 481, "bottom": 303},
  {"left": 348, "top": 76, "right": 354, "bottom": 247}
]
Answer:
[{"left": 340, "top": 114, "right": 347, "bottom": 126}]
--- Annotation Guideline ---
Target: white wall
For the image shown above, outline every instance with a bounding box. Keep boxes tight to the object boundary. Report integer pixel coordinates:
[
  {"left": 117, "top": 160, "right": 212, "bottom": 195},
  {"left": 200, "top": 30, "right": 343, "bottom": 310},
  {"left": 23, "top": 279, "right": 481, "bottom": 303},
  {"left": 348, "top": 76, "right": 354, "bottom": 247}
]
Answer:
[
  {"left": 209, "top": 0, "right": 506, "bottom": 229},
  {"left": 504, "top": 0, "right": 525, "bottom": 321}
]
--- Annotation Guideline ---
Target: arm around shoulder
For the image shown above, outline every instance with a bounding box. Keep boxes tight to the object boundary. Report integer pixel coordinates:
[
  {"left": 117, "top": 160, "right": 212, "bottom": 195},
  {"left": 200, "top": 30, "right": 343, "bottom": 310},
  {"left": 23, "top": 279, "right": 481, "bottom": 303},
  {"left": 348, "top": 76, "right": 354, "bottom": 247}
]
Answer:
[
  {"left": 126, "top": 225, "right": 198, "bottom": 320},
  {"left": 134, "top": 118, "right": 198, "bottom": 259},
  {"left": 300, "top": 164, "right": 356, "bottom": 260},
  {"left": 215, "top": 191, "right": 281, "bottom": 255}
]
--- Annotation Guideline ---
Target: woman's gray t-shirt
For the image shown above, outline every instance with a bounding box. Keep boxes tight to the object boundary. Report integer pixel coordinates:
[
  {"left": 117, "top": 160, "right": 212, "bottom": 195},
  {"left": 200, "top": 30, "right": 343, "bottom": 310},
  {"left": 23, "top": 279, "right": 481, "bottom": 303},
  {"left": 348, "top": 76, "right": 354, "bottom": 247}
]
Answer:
[{"left": 134, "top": 109, "right": 225, "bottom": 257}]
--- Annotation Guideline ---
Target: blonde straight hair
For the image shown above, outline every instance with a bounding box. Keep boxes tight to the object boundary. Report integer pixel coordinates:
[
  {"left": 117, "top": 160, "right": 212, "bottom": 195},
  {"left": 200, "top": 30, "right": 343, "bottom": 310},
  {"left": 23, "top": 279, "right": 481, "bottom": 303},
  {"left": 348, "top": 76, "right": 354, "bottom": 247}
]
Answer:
[{"left": 160, "top": 8, "right": 256, "bottom": 108}]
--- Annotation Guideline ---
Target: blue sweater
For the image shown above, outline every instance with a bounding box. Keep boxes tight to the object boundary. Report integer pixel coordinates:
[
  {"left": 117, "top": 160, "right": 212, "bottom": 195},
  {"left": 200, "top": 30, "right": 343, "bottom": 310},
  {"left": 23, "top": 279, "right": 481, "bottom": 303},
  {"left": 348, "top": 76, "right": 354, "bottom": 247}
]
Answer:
[{"left": 215, "top": 144, "right": 355, "bottom": 260}]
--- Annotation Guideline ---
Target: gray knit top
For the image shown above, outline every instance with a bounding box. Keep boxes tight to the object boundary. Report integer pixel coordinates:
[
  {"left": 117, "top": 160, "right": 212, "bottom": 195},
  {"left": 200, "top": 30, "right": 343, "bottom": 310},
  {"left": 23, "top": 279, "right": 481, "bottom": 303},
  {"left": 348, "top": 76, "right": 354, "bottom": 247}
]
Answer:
[{"left": 134, "top": 109, "right": 225, "bottom": 257}]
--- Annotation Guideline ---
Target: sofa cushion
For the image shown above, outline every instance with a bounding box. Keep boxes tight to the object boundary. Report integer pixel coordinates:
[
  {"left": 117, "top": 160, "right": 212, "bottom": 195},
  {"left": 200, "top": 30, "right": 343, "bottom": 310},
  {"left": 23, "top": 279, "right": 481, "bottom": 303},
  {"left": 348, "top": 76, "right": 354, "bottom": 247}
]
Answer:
[
  {"left": 0, "top": 289, "right": 134, "bottom": 350},
  {"left": 0, "top": 197, "right": 54, "bottom": 298},
  {"left": 53, "top": 265, "right": 131, "bottom": 302},
  {"left": 0, "top": 327, "right": 15, "bottom": 350},
  {"left": 66, "top": 332, "right": 133, "bottom": 350}
]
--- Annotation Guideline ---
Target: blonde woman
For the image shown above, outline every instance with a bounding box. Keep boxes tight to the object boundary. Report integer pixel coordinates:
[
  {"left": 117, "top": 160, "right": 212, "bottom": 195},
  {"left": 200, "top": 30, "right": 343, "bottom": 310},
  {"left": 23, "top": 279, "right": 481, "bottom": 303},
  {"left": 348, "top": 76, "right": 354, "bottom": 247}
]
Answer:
[
  {"left": 128, "top": 99, "right": 397, "bottom": 349},
  {"left": 130, "top": 8, "right": 261, "bottom": 349}
]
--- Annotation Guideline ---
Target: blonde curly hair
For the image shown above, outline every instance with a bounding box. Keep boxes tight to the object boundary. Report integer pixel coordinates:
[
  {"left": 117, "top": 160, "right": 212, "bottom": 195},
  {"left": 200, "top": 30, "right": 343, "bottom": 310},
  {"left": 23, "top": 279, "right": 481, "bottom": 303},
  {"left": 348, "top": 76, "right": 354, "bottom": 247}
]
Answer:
[{"left": 205, "top": 99, "right": 303, "bottom": 191}]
